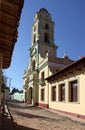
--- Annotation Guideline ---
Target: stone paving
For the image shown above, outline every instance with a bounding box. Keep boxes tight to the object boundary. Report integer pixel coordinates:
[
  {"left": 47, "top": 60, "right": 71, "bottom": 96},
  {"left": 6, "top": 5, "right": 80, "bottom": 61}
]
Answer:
[{"left": 2, "top": 102, "right": 85, "bottom": 130}]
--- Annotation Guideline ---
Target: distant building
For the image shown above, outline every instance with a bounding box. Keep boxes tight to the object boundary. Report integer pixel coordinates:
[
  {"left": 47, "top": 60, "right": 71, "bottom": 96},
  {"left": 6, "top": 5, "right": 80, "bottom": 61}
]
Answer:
[{"left": 10, "top": 92, "right": 24, "bottom": 102}]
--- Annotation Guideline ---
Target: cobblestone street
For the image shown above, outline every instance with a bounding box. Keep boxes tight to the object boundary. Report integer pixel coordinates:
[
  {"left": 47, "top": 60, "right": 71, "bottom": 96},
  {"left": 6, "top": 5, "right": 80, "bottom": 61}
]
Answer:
[{"left": 2, "top": 102, "right": 85, "bottom": 130}]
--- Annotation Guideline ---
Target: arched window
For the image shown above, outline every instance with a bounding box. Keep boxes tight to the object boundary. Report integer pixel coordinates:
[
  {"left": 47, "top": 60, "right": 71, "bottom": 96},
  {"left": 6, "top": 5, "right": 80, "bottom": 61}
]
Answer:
[
  {"left": 44, "top": 33, "right": 49, "bottom": 43},
  {"left": 45, "top": 23, "right": 49, "bottom": 30}
]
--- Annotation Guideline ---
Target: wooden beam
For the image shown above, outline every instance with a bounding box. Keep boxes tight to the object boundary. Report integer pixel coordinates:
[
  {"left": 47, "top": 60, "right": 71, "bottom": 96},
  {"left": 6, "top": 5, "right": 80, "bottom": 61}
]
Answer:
[
  {"left": 3, "top": 0, "right": 23, "bottom": 7},
  {"left": 0, "top": 11, "right": 18, "bottom": 27},
  {"left": 0, "top": 40, "right": 14, "bottom": 52},
  {"left": 63, "top": 73, "right": 67, "bottom": 76},
  {"left": 0, "top": 38, "right": 13, "bottom": 44},
  {"left": 68, "top": 70, "right": 73, "bottom": 74},
  {"left": 75, "top": 64, "right": 82, "bottom": 71},
  {"left": 82, "top": 61, "right": 85, "bottom": 67},
  {"left": 57, "top": 75, "right": 62, "bottom": 79},
  {"left": 83, "top": 63, "right": 85, "bottom": 67},
  {"left": 0, "top": 45, "right": 12, "bottom": 52},
  {"left": 1, "top": 0, "right": 20, "bottom": 17},
  {"left": 0, "top": 32, "right": 18, "bottom": 41},
  {"left": 0, "top": 49, "right": 11, "bottom": 56},
  {"left": 76, "top": 68, "right": 81, "bottom": 71},
  {"left": 0, "top": 23, "right": 17, "bottom": 35}
]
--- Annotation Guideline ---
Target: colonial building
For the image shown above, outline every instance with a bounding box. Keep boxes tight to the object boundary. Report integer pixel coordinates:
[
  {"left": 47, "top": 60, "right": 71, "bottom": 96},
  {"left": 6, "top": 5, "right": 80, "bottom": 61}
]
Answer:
[
  {"left": 46, "top": 56, "right": 85, "bottom": 119},
  {"left": 23, "top": 8, "right": 73, "bottom": 106}
]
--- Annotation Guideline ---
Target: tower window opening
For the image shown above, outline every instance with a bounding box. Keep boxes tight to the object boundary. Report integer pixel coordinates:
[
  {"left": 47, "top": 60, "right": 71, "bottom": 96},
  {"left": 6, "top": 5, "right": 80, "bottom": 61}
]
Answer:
[
  {"left": 44, "top": 33, "right": 49, "bottom": 43},
  {"left": 45, "top": 23, "right": 49, "bottom": 30}
]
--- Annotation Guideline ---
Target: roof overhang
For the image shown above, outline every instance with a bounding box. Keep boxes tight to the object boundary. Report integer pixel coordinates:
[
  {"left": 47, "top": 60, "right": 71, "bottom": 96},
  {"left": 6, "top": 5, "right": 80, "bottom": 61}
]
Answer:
[
  {"left": 0, "top": 0, "right": 24, "bottom": 69},
  {"left": 46, "top": 56, "right": 85, "bottom": 82}
]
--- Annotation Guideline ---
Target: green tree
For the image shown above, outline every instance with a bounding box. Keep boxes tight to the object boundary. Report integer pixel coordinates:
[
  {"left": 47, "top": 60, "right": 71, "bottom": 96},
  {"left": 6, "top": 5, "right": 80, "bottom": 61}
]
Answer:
[{"left": 11, "top": 88, "right": 19, "bottom": 95}]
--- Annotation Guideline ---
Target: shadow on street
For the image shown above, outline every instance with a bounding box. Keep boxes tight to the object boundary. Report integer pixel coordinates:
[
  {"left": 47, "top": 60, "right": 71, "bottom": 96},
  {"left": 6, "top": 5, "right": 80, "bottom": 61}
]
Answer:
[
  {"left": 2, "top": 101, "right": 85, "bottom": 130},
  {"left": 1, "top": 114, "right": 38, "bottom": 130},
  {"left": 8, "top": 102, "right": 64, "bottom": 123},
  {"left": 1, "top": 101, "right": 38, "bottom": 130}
]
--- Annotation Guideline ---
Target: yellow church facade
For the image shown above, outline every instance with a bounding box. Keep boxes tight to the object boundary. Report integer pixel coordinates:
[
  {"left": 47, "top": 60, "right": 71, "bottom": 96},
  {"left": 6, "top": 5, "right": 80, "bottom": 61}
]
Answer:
[{"left": 23, "top": 8, "right": 85, "bottom": 119}]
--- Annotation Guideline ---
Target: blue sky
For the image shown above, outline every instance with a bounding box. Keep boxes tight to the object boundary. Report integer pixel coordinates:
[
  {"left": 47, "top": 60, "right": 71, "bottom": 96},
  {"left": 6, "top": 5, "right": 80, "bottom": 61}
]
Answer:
[{"left": 4, "top": 0, "right": 85, "bottom": 90}]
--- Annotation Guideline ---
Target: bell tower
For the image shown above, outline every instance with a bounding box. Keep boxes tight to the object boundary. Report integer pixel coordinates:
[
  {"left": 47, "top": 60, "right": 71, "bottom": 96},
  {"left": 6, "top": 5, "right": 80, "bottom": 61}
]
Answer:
[
  {"left": 32, "top": 8, "right": 58, "bottom": 58},
  {"left": 24, "top": 8, "right": 73, "bottom": 106},
  {"left": 26, "top": 8, "right": 58, "bottom": 105}
]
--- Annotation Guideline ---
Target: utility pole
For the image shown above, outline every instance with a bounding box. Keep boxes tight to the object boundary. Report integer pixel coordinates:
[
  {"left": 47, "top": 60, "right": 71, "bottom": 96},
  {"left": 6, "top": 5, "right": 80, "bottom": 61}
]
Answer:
[{"left": 9, "top": 78, "right": 12, "bottom": 92}]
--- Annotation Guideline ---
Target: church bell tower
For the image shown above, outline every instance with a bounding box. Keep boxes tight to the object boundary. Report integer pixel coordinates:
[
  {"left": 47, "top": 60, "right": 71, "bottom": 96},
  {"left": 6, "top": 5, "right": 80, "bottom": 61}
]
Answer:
[
  {"left": 31, "top": 8, "right": 58, "bottom": 58},
  {"left": 26, "top": 8, "right": 58, "bottom": 105},
  {"left": 24, "top": 8, "right": 73, "bottom": 106}
]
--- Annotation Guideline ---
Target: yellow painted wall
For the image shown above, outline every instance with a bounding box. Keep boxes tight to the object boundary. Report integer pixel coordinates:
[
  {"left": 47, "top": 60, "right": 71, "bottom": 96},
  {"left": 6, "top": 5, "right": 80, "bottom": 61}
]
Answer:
[
  {"left": 39, "top": 57, "right": 53, "bottom": 105},
  {"left": 49, "top": 73, "right": 85, "bottom": 115}
]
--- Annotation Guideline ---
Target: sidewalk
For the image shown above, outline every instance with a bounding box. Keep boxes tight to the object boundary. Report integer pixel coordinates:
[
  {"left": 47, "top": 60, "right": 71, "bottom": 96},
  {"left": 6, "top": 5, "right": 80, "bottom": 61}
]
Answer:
[{"left": 1, "top": 102, "right": 15, "bottom": 130}]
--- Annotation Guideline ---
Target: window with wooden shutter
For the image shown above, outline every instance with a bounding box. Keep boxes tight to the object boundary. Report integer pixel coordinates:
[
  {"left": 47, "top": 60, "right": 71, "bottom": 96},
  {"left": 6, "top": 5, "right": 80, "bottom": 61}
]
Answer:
[
  {"left": 69, "top": 80, "right": 77, "bottom": 102},
  {"left": 59, "top": 84, "right": 65, "bottom": 101},
  {"left": 51, "top": 86, "right": 56, "bottom": 101},
  {"left": 41, "top": 89, "right": 44, "bottom": 101}
]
